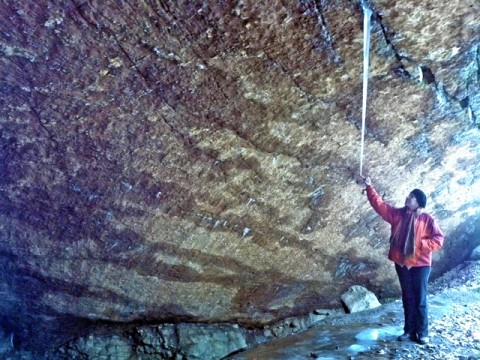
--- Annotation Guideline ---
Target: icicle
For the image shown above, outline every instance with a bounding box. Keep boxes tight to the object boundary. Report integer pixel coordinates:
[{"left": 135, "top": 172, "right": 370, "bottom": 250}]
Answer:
[{"left": 359, "top": 3, "right": 372, "bottom": 177}]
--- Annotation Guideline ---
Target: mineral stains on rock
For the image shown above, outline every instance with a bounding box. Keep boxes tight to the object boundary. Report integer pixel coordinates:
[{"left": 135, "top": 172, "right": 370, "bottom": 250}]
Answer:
[{"left": 0, "top": 0, "right": 479, "bottom": 352}]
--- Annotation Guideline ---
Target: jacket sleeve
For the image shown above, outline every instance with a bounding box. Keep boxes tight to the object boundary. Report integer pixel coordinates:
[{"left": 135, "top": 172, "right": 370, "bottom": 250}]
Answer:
[
  {"left": 366, "top": 185, "right": 396, "bottom": 224},
  {"left": 421, "top": 218, "right": 444, "bottom": 252}
]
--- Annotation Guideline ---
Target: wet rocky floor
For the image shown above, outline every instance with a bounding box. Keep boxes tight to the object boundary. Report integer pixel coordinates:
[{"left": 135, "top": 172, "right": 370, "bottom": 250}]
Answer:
[{"left": 228, "top": 260, "right": 480, "bottom": 360}]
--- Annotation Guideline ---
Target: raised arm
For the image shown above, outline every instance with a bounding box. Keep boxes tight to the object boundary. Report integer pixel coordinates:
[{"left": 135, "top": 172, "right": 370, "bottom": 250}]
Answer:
[{"left": 364, "top": 177, "right": 396, "bottom": 224}]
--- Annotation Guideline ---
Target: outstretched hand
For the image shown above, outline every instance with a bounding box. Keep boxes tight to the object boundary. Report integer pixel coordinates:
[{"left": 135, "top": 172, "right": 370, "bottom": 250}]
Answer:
[{"left": 362, "top": 176, "right": 371, "bottom": 187}]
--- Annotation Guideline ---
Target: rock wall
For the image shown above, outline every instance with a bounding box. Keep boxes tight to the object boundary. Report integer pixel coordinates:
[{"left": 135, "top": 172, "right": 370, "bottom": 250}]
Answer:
[{"left": 0, "top": 0, "right": 479, "bottom": 351}]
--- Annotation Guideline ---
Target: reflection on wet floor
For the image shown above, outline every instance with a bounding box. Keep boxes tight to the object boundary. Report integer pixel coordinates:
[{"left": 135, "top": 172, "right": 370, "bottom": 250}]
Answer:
[
  {"left": 228, "top": 295, "right": 460, "bottom": 360},
  {"left": 229, "top": 321, "right": 403, "bottom": 359}
]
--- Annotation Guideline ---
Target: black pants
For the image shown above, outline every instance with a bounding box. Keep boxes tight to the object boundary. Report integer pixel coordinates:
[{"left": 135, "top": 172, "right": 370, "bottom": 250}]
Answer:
[{"left": 395, "top": 264, "right": 431, "bottom": 338}]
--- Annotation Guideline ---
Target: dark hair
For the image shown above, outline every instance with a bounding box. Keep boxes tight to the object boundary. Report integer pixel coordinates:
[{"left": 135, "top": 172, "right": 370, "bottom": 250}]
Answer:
[{"left": 411, "top": 189, "right": 427, "bottom": 208}]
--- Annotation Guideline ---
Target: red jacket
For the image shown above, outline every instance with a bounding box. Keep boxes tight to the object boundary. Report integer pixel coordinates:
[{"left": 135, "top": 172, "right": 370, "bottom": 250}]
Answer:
[{"left": 366, "top": 185, "right": 444, "bottom": 267}]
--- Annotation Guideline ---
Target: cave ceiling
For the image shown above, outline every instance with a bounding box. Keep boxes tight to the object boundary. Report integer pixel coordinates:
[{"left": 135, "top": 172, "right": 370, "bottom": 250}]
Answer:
[{"left": 0, "top": 0, "right": 479, "bottom": 344}]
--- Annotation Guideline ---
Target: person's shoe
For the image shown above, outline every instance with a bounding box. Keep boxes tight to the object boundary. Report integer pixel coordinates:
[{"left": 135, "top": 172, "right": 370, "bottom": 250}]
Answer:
[
  {"left": 417, "top": 336, "right": 430, "bottom": 345},
  {"left": 397, "top": 333, "right": 411, "bottom": 341}
]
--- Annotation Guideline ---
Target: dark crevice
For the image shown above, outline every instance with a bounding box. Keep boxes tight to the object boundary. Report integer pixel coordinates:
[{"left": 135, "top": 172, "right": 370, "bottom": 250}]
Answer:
[
  {"left": 368, "top": 5, "right": 479, "bottom": 121},
  {"left": 300, "top": 0, "right": 341, "bottom": 63},
  {"left": 94, "top": 11, "right": 152, "bottom": 89},
  {"left": 146, "top": 0, "right": 178, "bottom": 23},
  {"left": 419, "top": 65, "right": 436, "bottom": 85},
  {"left": 476, "top": 45, "right": 480, "bottom": 82},
  {"left": 368, "top": 9, "right": 402, "bottom": 62},
  {"left": 313, "top": 0, "right": 341, "bottom": 63},
  {"left": 459, "top": 96, "right": 470, "bottom": 109},
  {"left": 470, "top": 106, "right": 477, "bottom": 127},
  {"left": 369, "top": 8, "right": 412, "bottom": 80},
  {"left": 70, "top": 0, "right": 101, "bottom": 29}
]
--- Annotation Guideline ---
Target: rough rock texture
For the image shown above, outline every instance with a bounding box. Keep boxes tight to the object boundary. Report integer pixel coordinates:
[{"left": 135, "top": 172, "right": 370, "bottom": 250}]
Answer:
[
  {"left": 60, "top": 324, "right": 248, "bottom": 360},
  {"left": 0, "top": 0, "right": 480, "bottom": 351},
  {"left": 340, "top": 285, "right": 381, "bottom": 313},
  {"left": 0, "top": 309, "right": 339, "bottom": 359}
]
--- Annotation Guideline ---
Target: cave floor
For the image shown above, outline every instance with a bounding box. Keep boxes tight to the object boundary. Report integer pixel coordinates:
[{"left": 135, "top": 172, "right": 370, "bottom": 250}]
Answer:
[{"left": 228, "top": 260, "right": 480, "bottom": 360}]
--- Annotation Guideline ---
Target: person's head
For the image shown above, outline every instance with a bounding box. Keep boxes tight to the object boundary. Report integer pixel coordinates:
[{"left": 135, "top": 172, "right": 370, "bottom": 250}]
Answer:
[{"left": 405, "top": 189, "right": 427, "bottom": 211}]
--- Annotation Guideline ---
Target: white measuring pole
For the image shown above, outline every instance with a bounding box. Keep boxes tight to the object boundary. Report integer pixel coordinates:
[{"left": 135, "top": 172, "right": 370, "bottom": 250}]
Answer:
[{"left": 360, "top": 5, "right": 372, "bottom": 177}]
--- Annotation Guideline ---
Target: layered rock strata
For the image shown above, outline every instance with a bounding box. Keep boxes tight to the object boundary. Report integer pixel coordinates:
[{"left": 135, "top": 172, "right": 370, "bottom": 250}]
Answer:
[{"left": 0, "top": 0, "right": 479, "bottom": 351}]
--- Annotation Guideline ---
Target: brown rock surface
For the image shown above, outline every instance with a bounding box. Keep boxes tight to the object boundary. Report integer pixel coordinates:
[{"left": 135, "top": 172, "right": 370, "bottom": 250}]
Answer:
[{"left": 0, "top": 0, "right": 479, "bottom": 349}]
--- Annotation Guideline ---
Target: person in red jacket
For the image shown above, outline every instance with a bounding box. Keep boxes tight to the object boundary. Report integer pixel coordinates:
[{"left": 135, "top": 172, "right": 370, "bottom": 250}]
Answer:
[{"left": 363, "top": 176, "right": 444, "bottom": 345}]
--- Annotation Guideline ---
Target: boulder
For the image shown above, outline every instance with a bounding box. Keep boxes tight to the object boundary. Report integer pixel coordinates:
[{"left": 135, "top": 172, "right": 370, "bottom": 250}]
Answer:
[
  {"left": 340, "top": 285, "right": 381, "bottom": 313},
  {"left": 470, "top": 246, "right": 480, "bottom": 261}
]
